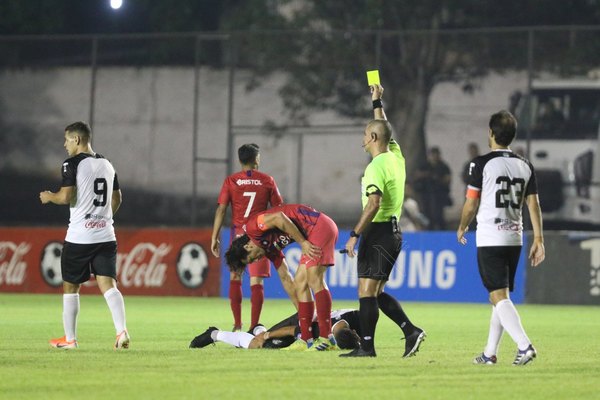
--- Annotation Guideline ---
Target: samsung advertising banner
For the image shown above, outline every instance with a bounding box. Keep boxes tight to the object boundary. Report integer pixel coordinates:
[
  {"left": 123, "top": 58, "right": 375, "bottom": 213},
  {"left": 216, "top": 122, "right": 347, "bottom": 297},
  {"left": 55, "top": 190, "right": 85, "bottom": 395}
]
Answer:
[{"left": 220, "top": 230, "right": 527, "bottom": 304}]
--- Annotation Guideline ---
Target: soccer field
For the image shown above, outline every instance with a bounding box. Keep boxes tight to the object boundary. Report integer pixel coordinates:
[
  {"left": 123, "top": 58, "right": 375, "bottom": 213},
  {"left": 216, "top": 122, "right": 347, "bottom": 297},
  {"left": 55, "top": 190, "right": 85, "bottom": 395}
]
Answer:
[{"left": 1, "top": 294, "right": 598, "bottom": 400}]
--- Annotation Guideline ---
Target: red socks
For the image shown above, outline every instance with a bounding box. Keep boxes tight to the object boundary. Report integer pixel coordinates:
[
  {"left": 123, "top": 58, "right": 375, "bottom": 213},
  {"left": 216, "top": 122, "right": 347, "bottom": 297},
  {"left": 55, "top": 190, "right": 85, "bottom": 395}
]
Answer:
[
  {"left": 315, "top": 289, "right": 332, "bottom": 338},
  {"left": 298, "top": 290, "right": 332, "bottom": 341},
  {"left": 250, "top": 284, "right": 264, "bottom": 328},
  {"left": 229, "top": 280, "right": 242, "bottom": 329},
  {"left": 298, "top": 301, "right": 315, "bottom": 341}
]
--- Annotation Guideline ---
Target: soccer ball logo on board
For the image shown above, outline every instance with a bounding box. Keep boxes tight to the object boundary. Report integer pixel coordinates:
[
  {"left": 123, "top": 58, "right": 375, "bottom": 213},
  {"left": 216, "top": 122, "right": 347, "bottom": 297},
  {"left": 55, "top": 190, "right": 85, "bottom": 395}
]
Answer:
[
  {"left": 176, "top": 243, "right": 209, "bottom": 289},
  {"left": 40, "top": 242, "right": 63, "bottom": 287}
]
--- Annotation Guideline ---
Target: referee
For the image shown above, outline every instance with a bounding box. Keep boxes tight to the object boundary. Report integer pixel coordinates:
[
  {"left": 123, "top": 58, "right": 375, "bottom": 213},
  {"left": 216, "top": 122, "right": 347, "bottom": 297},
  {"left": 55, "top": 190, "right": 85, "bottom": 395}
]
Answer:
[{"left": 340, "top": 84, "right": 426, "bottom": 358}]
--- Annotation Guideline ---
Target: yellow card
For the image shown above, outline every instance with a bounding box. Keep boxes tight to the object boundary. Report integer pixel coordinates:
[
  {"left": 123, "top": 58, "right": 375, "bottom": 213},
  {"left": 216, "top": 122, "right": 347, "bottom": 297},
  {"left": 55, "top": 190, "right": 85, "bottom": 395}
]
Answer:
[{"left": 366, "top": 70, "right": 380, "bottom": 86}]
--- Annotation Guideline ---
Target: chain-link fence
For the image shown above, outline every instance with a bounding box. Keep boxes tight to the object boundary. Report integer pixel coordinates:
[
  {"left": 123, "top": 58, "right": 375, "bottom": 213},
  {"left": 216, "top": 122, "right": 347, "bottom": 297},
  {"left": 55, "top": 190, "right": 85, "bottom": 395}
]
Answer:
[{"left": 2, "top": 27, "right": 599, "bottom": 227}]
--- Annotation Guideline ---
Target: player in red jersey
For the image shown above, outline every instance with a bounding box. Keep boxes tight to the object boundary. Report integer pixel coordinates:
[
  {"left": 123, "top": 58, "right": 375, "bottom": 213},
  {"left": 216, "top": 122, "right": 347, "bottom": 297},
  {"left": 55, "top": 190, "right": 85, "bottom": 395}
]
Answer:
[
  {"left": 211, "top": 144, "right": 296, "bottom": 331},
  {"left": 225, "top": 204, "right": 339, "bottom": 351}
]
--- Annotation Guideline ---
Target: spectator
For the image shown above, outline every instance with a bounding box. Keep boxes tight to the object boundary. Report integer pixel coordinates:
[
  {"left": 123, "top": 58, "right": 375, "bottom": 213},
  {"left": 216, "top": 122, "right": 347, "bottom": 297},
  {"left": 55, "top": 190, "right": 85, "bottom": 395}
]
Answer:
[
  {"left": 400, "top": 183, "right": 429, "bottom": 232},
  {"left": 414, "top": 146, "right": 452, "bottom": 230},
  {"left": 534, "top": 100, "right": 565, "bottom": 135},
  {"left": 461, "top": 142, "right": 480, "bottom": 187}
]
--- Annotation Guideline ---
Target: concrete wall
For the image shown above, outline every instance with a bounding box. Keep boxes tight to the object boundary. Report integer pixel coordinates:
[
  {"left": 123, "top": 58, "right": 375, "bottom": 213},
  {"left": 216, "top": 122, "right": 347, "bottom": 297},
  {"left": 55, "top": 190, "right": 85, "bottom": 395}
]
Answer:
[{"left": 0, "top": 67, "right": 526, "bottom": 225}]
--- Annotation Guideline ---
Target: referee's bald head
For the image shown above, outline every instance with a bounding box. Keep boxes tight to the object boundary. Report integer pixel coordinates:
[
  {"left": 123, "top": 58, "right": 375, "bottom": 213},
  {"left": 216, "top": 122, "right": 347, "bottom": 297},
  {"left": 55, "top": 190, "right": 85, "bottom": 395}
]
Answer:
[{"left": 366, "top": 119, "right": 393, "bottom": 143}]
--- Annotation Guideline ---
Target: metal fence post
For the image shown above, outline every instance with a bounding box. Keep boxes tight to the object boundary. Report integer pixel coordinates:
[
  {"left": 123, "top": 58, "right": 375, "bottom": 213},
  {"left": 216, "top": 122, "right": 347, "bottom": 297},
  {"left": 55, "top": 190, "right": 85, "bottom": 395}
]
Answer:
[
  {"left": 89, "top": 37, "right": 98, "bottom": 135},
  {"left": 226, "top": 36, "right": 237, "bottom": 177},
  {"left": 296, "top": 133, "right": 304, "bottom": 203},
  {"left": 525, "top": 29, "right": 534, "bottom": 160},
  {"left": 191, "top": 34, "right": 201, "bottom": 226},
  {"left": 375, "top": 30, "right": 382, "bottom": 68}
]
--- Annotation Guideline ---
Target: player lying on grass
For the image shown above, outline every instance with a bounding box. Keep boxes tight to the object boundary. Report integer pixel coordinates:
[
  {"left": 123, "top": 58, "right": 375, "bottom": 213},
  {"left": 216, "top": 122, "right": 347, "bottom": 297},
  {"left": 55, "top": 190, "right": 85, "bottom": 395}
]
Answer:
[{"left": 190, "top": 309, "right": 360, "bottom": 350}]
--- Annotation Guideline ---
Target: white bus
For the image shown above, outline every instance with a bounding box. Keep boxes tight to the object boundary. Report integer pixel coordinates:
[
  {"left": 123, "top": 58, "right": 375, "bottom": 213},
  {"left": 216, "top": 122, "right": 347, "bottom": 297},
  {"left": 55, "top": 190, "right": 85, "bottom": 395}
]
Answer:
[{"left": 511, "top": 78, "right": 600, "bottom": 228}]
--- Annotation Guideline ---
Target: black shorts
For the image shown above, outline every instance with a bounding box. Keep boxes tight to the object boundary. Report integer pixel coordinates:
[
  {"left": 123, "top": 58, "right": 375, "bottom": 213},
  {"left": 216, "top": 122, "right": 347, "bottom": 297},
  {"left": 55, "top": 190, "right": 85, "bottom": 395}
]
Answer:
[
  {"left": 61, "top": 241, "right": 117, "bottom": 284},
  {"left": 267, "top": 314, "right": 298, "bottom": 333},
  {"left": 357, "top": 221, "right": 402, "bottom": 281},
  {"left": 262, "top": 313, "right": 299, "bottom": 349},
  {"left": 262, "top": 336, "right": 296, "bottom": 349},
  {"left": 261, "top": 313, "right": 322, "bottom": 349},
  {"left": 477, "top": 246, "right": 522, "bottom": 292}
]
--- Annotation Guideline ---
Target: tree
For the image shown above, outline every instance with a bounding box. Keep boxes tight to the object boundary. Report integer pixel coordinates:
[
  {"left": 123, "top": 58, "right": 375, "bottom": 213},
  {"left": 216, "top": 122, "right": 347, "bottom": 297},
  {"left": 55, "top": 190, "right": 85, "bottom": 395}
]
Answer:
[{"left": 223, "top": 0, "right": 600, "bottom": 174}]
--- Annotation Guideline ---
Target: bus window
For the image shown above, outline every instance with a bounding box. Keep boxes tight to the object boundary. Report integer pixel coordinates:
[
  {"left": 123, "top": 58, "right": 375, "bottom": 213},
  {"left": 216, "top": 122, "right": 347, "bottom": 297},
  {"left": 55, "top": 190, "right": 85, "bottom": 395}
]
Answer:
[
  {"left": 533, "top": 97, "right": 565, "bottom": 137},
  {"left": 521, "top": 89, "right": 600, "bottom": 139}
]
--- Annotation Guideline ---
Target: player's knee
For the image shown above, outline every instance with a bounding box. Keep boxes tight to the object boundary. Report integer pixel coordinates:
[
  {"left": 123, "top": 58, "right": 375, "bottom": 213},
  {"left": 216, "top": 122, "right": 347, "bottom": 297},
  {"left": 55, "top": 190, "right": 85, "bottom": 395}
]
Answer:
[
  {"left": 63, "top": 281, "right": 80, "bottom": 294},
  {"left": 489, "top": 289, "right": 509, "bottom": 305},
  {"left": 294, "top": 277, "right": 309, "bottom": 293},
  {"left": 306, "top": 272, "right": 325, "bottom": 291},
  {"left": 250, "top": 277, "right": 263, "bottom": 286}
]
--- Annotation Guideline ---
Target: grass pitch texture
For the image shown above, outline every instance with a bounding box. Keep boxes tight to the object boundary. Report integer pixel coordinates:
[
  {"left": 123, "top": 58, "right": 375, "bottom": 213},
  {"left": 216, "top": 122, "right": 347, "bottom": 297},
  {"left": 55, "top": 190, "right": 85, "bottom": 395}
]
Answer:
[{"left": 0, "top": 294, "right": 598, "bottom": 399}]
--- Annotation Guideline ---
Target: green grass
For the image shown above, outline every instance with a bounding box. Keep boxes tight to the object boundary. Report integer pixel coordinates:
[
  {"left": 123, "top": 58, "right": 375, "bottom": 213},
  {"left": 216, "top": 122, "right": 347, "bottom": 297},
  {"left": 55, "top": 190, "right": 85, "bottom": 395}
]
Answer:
[{"left": 0, "top": 294, "right": 598, "bottom": 400}]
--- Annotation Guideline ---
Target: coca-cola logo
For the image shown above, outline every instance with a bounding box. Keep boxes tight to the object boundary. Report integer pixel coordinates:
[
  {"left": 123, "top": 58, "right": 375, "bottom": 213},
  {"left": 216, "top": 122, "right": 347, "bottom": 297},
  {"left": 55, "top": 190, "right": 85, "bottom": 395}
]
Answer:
[
  {"left": 40, "top": 242, "right": 63, "bottom": 287},
  {"left": 176, "top": 243, "right": 208, "bottom": 288},
  {"left": 117, "top": 242, "right": 170, "bottom": 288},
  {"left": 0, "top": 241, "right": 29, "bottom": 286},
  {"left": 85, "top": 220, "right": 107, "bottom": 229}
]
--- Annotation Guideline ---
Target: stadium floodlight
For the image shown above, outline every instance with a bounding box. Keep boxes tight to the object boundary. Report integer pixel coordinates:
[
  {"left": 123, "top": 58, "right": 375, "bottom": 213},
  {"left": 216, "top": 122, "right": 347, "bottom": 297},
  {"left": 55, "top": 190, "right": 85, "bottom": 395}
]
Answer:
[{"left": 110, "top": 0, "right": 123, "bottom": 10}]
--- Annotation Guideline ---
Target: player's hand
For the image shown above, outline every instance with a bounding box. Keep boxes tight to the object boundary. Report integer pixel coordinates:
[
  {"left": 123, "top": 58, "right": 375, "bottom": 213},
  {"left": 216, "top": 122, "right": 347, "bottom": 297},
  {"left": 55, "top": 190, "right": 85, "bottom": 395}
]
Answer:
[
  {"left": 457, "top": 226, "right": 468, "bottom": 245},
  {"left": 300, "top": 240, "right": 321, "bottom": 260},
  {"left": 344, "top": 236, "right": 358, "bottom": 258},
  {"left": 248, "top": 332, "right": 267, "bottom": 349},
  {"left": 370, "top": 84, "right": 384, "bottom": 100},
  {"left": 210, "top": 237, "right": 220, "bottom": 258},
  {"left": 529, "top": 239, "right": 545, "bottom": 267},
  {"left": 39, "top": 191, "right": 51, "bottom": 204}
]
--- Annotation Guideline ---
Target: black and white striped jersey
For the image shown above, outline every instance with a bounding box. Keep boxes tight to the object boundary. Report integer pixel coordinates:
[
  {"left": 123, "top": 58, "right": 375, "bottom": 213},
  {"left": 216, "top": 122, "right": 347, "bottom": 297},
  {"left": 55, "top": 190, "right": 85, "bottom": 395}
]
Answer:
[
  {"left": 61, "top": 153, "right": 120, "bottom": 244},
  {"left": 467, "top": 149, "right": 537, "bottom": 247},
  {"left": 330, "top": 309, "right": 360, "bottom": 334}
]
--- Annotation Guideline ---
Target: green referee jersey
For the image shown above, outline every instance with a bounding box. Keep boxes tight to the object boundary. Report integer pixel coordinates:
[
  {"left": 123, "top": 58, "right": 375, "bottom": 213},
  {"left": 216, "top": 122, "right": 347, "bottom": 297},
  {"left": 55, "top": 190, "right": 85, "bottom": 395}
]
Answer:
[{"left": 361, "top": 139, "right": 406, "bottom": 222}]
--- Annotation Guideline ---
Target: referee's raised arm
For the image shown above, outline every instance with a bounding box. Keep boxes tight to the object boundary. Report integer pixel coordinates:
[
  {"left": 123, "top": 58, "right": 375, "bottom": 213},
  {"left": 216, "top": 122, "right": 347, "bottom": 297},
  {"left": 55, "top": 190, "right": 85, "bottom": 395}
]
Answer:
[{"left": 371, "top": 84, "right": 387, "bottom": 121}]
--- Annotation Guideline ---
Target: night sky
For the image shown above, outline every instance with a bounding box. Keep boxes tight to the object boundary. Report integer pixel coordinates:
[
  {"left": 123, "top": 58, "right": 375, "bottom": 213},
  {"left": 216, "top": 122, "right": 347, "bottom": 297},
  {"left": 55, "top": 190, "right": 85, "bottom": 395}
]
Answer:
[{"left": 0, "top": 0, "right": 225, "bottom": 35}]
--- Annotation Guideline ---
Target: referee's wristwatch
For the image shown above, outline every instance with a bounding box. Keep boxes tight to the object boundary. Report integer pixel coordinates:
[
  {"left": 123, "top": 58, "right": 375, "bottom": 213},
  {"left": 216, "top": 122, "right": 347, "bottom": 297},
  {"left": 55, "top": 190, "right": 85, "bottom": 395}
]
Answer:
[{"left": 350, "top": 230, "right": 360, "bottom": 238}]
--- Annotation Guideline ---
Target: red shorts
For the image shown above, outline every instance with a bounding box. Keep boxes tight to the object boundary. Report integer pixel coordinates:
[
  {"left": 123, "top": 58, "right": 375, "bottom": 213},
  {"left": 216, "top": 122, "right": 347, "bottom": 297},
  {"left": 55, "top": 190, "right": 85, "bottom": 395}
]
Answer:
[
  {"left": 233, "top": 227, "right": 271, "bottom": 278},
  {"left": 301, "top": 213, "right": 338, "bottom": 268}
]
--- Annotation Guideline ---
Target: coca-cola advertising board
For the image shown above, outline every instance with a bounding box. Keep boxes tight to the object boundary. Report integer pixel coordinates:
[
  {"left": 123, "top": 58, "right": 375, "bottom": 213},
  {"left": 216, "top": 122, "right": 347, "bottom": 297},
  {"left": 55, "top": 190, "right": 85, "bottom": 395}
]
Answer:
[{"left": 0, "top": 228, "right": 219, "bottom": 296}]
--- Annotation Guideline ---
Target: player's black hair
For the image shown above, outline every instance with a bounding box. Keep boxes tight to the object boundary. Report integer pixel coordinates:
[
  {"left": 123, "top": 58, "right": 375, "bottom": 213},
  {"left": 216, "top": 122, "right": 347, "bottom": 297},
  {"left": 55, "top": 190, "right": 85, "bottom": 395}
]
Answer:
[
  {"left": 238, "top": 143, "right": 260, "bottom": 165},
  {"left": 225, "top": 235, "right": 251, "bottom": 274},
  {"left": 489, "top": 110, "right": 517, "bottom": 146},
  {"left": 65, "top": 121, "right": 92, "bottom": 142},
  {"left": 334, "top": 327, "right": 360, "bottom": 350}
]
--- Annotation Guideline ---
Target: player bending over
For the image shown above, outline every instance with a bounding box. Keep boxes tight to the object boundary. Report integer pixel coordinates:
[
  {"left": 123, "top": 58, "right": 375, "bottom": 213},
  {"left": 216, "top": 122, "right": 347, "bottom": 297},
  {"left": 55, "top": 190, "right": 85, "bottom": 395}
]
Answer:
[{"left": 225, "top": 204, "right": 339, "bottom": 351}]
